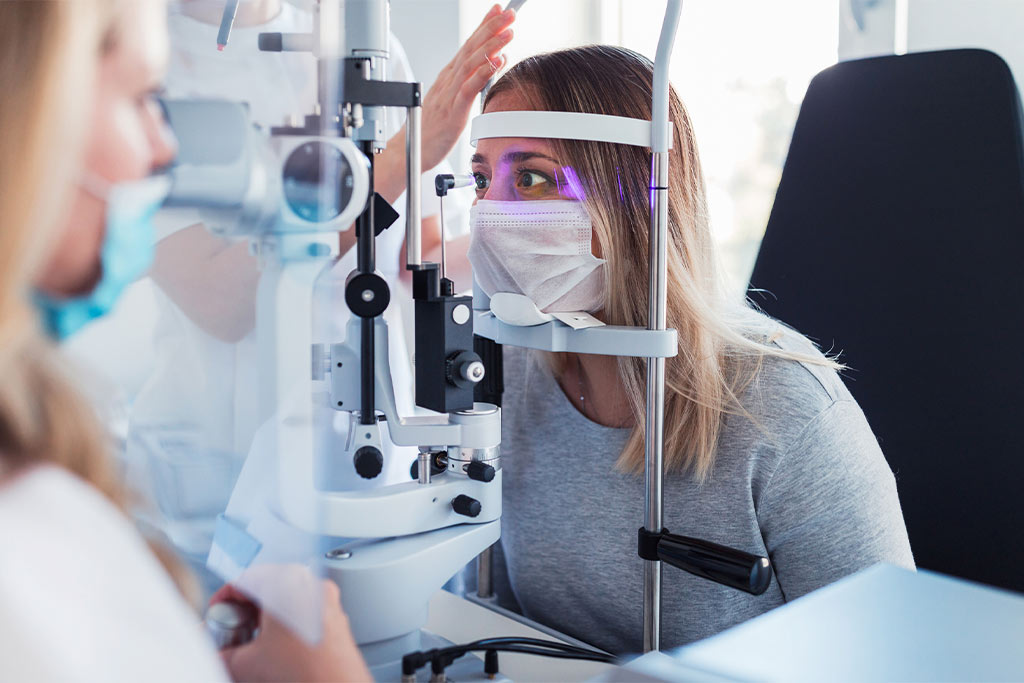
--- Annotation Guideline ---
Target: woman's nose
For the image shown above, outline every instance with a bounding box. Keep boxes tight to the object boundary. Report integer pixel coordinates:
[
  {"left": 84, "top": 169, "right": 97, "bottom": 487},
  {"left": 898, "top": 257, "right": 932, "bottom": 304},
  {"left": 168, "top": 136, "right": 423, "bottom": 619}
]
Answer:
[
  {"left": 147, "top": 100, "right": 177, "bottom": 170},
  {"left": 482, "top": 183, "right": 512, "bottom": 202}
]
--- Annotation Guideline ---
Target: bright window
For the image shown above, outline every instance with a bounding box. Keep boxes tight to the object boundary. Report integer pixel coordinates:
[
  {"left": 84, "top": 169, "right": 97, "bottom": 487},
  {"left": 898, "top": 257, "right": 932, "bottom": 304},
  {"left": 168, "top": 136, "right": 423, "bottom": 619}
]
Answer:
[{"left": 616, "top": 1, "right": 840, "bottom": 293}]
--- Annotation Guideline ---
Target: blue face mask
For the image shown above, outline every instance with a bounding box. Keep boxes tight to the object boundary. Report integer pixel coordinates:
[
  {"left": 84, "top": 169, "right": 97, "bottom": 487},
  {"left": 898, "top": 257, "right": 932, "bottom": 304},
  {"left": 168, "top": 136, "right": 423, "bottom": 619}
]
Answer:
[{"left": 35, "top": 174, "right": 171, "bottom": 340}]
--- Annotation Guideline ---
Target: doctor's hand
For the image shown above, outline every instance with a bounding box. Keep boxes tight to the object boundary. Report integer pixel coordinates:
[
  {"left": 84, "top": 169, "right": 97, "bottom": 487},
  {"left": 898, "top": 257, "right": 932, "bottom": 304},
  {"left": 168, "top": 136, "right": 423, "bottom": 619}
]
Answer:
[
  {"left": 209, "top": 579, "right": 371, "bottom": 683},
  {"left": 420, "top": 4, "right": 516, "bottom": 169},
  {"left": 375, "top": 5, "right": 515, "bottom": 204}
]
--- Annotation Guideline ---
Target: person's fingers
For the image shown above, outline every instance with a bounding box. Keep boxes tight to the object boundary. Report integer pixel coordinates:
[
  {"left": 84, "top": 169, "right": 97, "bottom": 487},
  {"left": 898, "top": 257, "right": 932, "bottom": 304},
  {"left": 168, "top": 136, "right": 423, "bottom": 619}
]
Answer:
[
  {"left": 218, "top": 635, "right": 262, "bottom": 681},
  {"left": 457, "top": 54, "right": 507, "bottom": 109},
  {"left": 454, "top": 28, "right": 513, "bottom": 86},
  {"left": 208, "top": 583, "right": 254, "bottom": 608},
  {"left": 322, "top": 578, "right": 342, "bottom": 604},
  {"left": 482, "top": 3, "right": 501, "bottom": 21},
  {"left": 431, "top": 8, "right": 513, "bottom": 99},
  {"left": 455, "top": 8, "right": 516, "bottom": 69}
]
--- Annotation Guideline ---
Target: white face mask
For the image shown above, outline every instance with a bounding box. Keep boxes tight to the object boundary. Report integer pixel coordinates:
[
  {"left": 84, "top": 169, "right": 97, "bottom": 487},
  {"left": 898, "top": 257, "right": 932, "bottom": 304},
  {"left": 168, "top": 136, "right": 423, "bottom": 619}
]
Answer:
[{"left": 468, "top": 199, "right": 606, "bottom": 313}]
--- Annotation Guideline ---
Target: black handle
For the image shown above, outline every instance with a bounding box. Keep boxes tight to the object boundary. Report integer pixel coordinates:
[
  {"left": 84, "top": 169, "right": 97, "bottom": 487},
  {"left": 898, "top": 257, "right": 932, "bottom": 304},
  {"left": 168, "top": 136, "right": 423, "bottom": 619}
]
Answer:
[{"left": 656, "top": 532, "right": 772, "bottom": 595}]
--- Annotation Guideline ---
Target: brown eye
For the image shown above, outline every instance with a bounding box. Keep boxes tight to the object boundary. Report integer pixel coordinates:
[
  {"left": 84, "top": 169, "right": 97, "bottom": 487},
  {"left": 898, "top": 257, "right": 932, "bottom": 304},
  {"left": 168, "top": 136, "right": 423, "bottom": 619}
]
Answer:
[
  {"left": 473, "top": 172, "right": 490, "bottom": 191},
  {"left": 517, "top": 171, "right": 548, "bottom": 189}
]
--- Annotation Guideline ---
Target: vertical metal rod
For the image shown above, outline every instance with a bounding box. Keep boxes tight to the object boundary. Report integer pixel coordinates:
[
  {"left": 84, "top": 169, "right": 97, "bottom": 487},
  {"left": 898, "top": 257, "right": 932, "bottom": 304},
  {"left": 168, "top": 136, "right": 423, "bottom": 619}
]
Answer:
[
  {"left": 643, "top": 151, "right": 670, "bottom": 652},
  {"left": 360, "top": 321, "right": 375, "bottom": 425},
  {"left": 439, "top": 197, "right": 448, "bottom": 280},
  {"left": 643, "top": 0, "right": 682, "bottom": 652},
  {"left": 405, "top": 105, "right": 423, "bottom": 268},
  {"left": 417, "top": 451, "right": 431, "bottom": 485},
  {"left": 359, "top": 140, "right": 376, "bottom": 425},
  {"left": 357, "top": 140, "right": 376, "bottom": 274},
  {"left": 477, "top": 545, "right": 494, "bottom": 599}
]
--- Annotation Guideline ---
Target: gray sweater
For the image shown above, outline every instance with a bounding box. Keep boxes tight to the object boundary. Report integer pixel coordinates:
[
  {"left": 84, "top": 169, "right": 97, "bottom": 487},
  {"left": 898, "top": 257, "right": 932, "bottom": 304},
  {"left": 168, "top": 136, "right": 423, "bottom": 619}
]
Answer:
[{"left": 493, "top": 328, "right": 914, "bottom": 654}]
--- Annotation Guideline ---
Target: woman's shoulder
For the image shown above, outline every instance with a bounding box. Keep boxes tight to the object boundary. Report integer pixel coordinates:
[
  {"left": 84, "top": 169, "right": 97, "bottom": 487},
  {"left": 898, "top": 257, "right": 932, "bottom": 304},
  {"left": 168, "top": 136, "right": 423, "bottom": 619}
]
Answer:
[
  {"left": 722, "top": 316, "right": 869, "bottom": 461},
  {"left": 747, "top": 319, "right": 854, "bottom": 415}
]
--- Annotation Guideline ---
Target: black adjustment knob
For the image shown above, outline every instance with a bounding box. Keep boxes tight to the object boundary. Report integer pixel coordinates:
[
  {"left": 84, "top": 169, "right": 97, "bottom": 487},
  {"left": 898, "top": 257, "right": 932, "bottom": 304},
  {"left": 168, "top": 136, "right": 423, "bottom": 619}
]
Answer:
[
  {"left": 452, "top": 494, "right": 481, "bottom": 518},
  {"left": 258, "top": 33, "right": 283, "bottom": 51},
  {"left": 465, "top": 460, "right": 496, "bottom": 483},
  {"left": 446, "top": 350, "right": 484, "bottom": 389},
  {"left": 345, "top": 273, "right": 390, "bottom": 319},
  {"left": 353, "top": 446, "right": 383, "bottom": 479}
]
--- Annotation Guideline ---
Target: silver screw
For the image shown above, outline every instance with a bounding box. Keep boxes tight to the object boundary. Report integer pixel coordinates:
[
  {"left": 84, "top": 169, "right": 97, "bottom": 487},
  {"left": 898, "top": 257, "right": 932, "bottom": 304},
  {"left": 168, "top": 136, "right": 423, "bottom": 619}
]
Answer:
[
  {"left": 461, "top": 361, "right": 485, "bottom": 383},
  {"left": 325, "top": 548, "right": 352, "bottom": 560}
]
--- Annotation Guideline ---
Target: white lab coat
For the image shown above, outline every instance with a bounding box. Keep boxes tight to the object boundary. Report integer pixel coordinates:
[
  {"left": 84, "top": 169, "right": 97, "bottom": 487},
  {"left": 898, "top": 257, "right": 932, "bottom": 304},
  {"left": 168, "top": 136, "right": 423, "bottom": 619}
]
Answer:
[
  {"left": 125, "top": 3, "right": 468, "bottom": 561},
  {"left": 0, "top": 466, "right": 227, "bottom": 682}
]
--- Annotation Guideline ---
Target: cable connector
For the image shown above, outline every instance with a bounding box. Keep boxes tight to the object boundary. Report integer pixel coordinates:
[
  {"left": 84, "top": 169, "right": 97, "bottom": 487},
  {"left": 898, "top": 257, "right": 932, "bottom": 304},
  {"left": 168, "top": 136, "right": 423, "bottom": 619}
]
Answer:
[{"left": 484, "top": 649, "right": 500, "bottom": 679}]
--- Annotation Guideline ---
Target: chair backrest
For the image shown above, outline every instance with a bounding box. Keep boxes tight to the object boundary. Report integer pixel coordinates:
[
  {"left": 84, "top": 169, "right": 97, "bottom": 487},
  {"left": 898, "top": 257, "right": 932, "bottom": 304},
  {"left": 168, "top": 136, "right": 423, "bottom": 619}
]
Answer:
[{"left": 749, "top": 49, "right": 1024, "bottom": 593}]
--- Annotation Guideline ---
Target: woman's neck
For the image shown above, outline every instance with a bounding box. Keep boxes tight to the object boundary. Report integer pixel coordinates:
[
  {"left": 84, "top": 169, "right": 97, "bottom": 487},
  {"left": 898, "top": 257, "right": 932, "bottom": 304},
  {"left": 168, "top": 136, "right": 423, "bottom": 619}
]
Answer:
[
  {"left": 558, "top": 353, "right": 634, "bottom": 428},
  {"left": 180, "top": 0, "right": 284, "bottom": 28}
]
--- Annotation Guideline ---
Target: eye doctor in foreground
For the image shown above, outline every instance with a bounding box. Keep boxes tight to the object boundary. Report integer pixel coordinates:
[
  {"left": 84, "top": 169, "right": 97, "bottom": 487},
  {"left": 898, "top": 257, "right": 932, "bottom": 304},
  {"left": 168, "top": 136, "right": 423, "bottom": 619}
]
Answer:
[
  {"left": 0, "top": 1, "right": 369, "bottom": 680},
  {"left": 468, "top": 45, "right": 915, "bottom": 653}
]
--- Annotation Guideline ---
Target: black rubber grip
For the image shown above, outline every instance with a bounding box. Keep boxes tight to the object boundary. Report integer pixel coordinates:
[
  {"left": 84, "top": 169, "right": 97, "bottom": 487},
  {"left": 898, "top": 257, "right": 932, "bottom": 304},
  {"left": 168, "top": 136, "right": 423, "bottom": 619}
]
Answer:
[{"left": 656, "top": 532, "right": 772, "bottom": 595}]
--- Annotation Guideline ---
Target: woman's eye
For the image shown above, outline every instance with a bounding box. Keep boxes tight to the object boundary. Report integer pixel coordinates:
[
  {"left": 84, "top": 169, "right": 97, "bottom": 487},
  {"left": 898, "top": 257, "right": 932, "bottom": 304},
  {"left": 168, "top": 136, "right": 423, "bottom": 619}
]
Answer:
[
  {"left": 473, "top": 172, "right": 490, "bottom": 192},
  {"left": 517, "top": 171, "right": 549, "bottom": 189}
]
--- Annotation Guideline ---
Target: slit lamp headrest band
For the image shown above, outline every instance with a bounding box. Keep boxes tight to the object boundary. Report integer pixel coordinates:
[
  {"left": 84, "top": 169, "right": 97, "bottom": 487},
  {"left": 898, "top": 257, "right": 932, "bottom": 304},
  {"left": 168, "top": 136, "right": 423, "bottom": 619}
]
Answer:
[{"left": 470, "top": 111, "right": 673, "bottom": 149}]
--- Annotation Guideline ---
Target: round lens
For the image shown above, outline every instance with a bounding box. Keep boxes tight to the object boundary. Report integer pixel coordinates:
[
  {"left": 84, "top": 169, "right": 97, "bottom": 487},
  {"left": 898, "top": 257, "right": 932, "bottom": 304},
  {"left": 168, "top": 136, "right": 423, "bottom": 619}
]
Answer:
[{"left": 282, "top": 141, "right": 354, "bottom": 223}]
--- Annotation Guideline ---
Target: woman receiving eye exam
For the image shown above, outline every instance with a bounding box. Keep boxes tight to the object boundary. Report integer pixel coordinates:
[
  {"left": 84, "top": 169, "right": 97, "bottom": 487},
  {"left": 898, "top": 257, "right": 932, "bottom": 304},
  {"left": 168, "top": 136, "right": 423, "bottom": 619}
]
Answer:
[
  {"left": 465, "top": 45, "right": 913, "bottom": 653},
  {"left": 0, "top": 0, "right": 913, "bottom": 679}
]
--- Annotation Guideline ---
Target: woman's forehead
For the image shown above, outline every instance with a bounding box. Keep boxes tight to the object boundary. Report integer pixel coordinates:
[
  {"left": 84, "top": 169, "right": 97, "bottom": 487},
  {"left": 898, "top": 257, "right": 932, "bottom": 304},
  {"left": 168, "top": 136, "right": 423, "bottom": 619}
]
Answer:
[{"left": 109, "top": 0, "right": 169, "bottom": 81}]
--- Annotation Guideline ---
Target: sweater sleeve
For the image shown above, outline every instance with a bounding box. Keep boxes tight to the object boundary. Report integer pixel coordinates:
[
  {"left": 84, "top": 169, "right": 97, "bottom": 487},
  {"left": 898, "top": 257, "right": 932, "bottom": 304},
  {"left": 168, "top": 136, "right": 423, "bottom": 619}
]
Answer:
[{"left": 756, "top": 400, "right": 915, "bottom": 601}]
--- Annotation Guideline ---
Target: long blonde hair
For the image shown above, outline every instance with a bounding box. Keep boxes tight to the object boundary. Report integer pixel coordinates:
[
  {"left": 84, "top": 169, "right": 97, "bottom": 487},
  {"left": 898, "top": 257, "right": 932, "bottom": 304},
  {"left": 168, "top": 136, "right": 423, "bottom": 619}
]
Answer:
[
  {"left": 487, "top": 46, "right": 837, "bottom": 481},
  {"left": 0, "top": 0, "right": 195, "bottom": 599}
]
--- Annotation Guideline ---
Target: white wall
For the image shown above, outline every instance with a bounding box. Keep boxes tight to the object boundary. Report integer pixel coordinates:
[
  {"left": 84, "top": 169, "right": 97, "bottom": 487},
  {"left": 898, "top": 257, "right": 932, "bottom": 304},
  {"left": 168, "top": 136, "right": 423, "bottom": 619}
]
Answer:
[
  {"left": 838, "top": 0, "right": 1024, "bottom": 86},
  {"left": 838, "top": 0, "right": 901, "bottom": 60},
  {"left": 907, "top": 0, "right": 1024, "bottom": 84}
]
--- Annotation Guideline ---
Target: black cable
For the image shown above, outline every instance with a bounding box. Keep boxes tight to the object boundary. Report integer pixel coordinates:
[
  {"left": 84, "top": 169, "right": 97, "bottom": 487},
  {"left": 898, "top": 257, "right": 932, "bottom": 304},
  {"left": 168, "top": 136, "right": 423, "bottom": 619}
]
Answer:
[
  {"left": 467, "top": 644, "right": 613, "bottom": 662},
  {"left": 463, "top": 636, "right": 602, "bottom": 657},
  {"left": 402, "top": 639, "right": 616, "bottom": 678}
]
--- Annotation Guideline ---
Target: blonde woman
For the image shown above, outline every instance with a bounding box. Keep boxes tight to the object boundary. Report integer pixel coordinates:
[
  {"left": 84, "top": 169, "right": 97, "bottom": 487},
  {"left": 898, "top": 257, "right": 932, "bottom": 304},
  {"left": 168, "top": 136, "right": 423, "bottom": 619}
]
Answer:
[
  {"left": 0, "top": 1, "right": 368, "bottom": 679},
  {"left": 467, "top": 45, "right": 914, "bottom": 653}
]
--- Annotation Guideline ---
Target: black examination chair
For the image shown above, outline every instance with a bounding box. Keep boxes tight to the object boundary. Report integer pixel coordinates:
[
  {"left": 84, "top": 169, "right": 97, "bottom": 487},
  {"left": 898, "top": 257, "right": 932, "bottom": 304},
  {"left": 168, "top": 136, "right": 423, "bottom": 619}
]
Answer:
[{"left": 749, "top": 49, "right": 1024, "bottom": 593}]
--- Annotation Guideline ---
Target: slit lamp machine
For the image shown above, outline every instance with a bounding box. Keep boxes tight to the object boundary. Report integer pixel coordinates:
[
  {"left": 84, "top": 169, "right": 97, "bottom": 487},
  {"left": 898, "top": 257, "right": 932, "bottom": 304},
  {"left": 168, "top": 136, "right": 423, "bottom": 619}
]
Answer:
[{"left": 162, "top": 0, "right": 771, "bottom": 677}]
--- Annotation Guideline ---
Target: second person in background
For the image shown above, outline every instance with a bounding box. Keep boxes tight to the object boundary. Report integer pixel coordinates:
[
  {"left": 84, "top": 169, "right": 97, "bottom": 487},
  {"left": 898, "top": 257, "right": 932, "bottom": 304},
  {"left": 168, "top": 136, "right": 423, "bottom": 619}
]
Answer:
[{"left": 125, "top": 0, "right": 516, "bottom": 595}]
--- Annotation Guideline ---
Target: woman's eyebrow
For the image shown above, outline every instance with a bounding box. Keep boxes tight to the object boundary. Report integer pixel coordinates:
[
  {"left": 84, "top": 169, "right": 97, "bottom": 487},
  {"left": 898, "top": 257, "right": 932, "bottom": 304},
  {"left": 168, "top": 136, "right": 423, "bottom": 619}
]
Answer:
[
  {"left": 471, "top": 153, "right": 487, "bottom": 165},
  {"left": 501, "top": 151, "right": 560, "bottom": 165}
]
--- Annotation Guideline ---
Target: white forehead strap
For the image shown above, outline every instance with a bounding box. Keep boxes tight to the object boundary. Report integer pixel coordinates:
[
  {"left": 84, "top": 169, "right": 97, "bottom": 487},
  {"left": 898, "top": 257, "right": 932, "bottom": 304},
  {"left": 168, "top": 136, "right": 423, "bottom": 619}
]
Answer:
[{"left": 470, "top": 111, "right": 674, "bottom": 149}]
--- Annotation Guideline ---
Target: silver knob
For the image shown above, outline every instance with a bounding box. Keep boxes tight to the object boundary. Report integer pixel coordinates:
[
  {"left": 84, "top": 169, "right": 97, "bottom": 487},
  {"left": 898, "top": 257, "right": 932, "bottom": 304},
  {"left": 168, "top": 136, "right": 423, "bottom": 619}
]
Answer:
[{"left": 205, "top": 601, "right": 256, "bottom": 650}]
